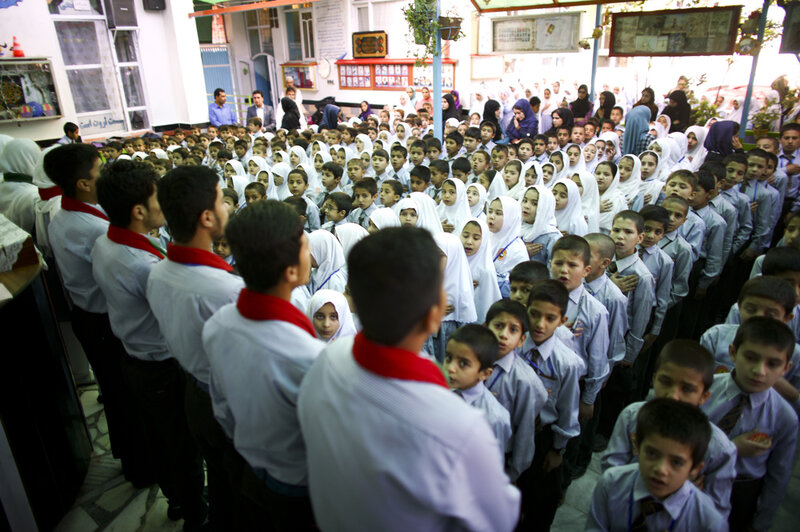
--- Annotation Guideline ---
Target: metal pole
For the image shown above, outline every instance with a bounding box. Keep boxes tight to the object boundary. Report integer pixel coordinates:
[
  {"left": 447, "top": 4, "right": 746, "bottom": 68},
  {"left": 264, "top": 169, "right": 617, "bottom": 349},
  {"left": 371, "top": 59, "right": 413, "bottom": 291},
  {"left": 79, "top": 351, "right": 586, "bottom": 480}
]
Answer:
[
  {"left": 590, "top": 4, "right": 602, "bottom": 103},
  {"left": 739, "top": 0, "right": 771, "bottom": 138},
  {"left": 433, "top": 0, "right": 443, "bottom": 141}
]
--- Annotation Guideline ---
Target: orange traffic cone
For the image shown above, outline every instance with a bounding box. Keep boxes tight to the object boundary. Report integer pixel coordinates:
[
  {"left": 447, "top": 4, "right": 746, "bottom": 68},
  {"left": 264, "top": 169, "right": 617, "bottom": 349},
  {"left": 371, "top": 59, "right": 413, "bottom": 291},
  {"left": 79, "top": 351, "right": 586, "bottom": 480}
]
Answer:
[{"left": 12, "top": 36, "right": 24, "bottom": 58}]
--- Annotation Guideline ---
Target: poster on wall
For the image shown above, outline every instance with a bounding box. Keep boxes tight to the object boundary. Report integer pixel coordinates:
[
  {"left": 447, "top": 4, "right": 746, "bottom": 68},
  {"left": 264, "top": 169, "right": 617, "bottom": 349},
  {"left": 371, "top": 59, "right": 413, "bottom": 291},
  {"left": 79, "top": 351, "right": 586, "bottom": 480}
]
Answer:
[
  {"left": 609, "top": 7, "right": 742, "bottom": 57},
  {"left": 353, "top": 31, "right": 388, "bottom": 58},
  {"left": 492, "top": 13, "right": 580, "bottom": 54}
]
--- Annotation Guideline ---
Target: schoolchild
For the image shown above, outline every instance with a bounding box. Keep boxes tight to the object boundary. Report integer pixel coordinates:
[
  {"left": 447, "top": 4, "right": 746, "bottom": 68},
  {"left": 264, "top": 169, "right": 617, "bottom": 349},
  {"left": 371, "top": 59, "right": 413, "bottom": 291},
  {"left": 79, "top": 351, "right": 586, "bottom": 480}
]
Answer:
[
  {"left": 460, "top": 218, "right": 502, "bottom": 323},
  {"left": 487, "top": 196, "right": 529, "bottom": 297},
  {"left": 520, "top": 185, "right": 562, "bottom": 264},
  {"left": 347, "top": 178, "right": 378, "bottom": 229},
  {"left": 508, "top": 260, "right": 550, "bottom": 307}
]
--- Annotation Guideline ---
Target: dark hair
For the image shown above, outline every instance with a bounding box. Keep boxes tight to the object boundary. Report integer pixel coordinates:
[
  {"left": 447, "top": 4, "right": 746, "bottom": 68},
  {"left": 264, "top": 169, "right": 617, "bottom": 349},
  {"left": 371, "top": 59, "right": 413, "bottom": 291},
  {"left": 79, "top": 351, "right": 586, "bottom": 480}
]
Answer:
[
  {"left": 479, "top": 120, "right": 497, "bottom": 134},
  {"left": 217, "top": 149, "right": 232, "bottom": 161},
  {"left": 654, "top": 340, "right": 715, "bottom": 392},
  {"left": 472, "top": 149, "right": 490, "bottom": 163},
  {"left": 446, "top": 131, "right": 464, "bottom": 146},
  {"left": 252, "top": 89, "right": 263, "bottom": 97},
  {"left": 596, "top": 160, "right": 617, "bottom": 176},
  {"left": 533, "top": 134, "right": 548, "bottom": 144},
  {"left": 322, "top": 161, "right": 343, "bottom": 180},
  {"left": 288, "top": 167, "right": 308, "bottom": 185},
  {"left": 43, "top": 143, "right": 101, "bottom": 197},
  {"left": 354, "top": 177, "right": 378, "bottom": 196},
  {"left": 64, "top": 122, "right": 79, "bottom": 135},
  {"left": 661, "top": 195, "right": 689, "bottom": 214},
  {"left": 695, "top": 169, "right": 715, "bottom": 193},
  {"left": 226, "top": 201, "right": 304, "bottom": 291},
  {"left": 430, "top": 159, "right": 450, "bottom": 175},
  {"left": 732, "top": 316, "right": 795, "bottom": 363},
  {"left": 222, "top": 187, "right": 238, "bottom": 206},
  {"left": 409, "top": 140, "right": 426, "bottom": 152},
  {"left": 556, "top": 126, "right": 571, "bottom": 136},
  {"left": 517, "top": 138, "right": 535, "bottom": 151},
  {"left": 527, "top": 279, "right": 569, "bottom": 316},
  {"left": 640, "top": 205, "right": 670, "bottom": 230},
  {"left": 552, "top": 235, "right": 591, "bottom": 266},
  {"left": 481, "top": 169, "right": 497, "bottom": 185},
  {"left": 756, "top": 135, "right": 780, "bottom": 151},
  {"left": 244, "top": 181, "right": 266, "bottom": 197},
  {"left": 96, "top": 160, "right": 159, "bottom": 228},
  {"left": 370, "top": 148, "right": 388, "bottom": 161},
  {"left": 737, "top": 276, "right": 796, "bottom": 316},
  {"left": 425, "top": 137, "right": 442, "bottom": 151},
  {"left": 763, "top": 151, "right": 778, "bottom": 168},
  {"left": 348, "top": 227, "right": 443, "bottom": 344},
  {"left": 699, "top": 161, "right": 726, "bottom": 183},
  {"left": 157, "top": 166, "right": 220, "bottom": 243},
  {"left": 763, "top": 246, "right": 800, "bottom": 277},
  {"left": 213, "top": 88, "right": 225, "bottom": 98},
  {"left": 584, "top": 233, "right": 616, "bottom": 261},
  {"left": 382, "top": 179, "right": 404, "bottom": 196},
  {"left": 410, "top": 165, "right": 431, "bottom": 184},
  {"left": 485, "top": 299, "right": 528, "bottom": 333},
  {"left": 390, "top": 145, "right": 408, "bottom": 158},
  {"left": 283, "top": 196, "right": 307, "bottom": 218},
  {"left": 529, "top": 96, "right": 541, "bottom": 107},
  {"left": 452, "top": 157, "right": 471, "bottom": 175},
  {"left": 723, "top": 153, "right": 748, "bottom": 167},
  {"left": 636, "top": 398, "right": 711, "bottom": 467},
  {"left": 448, "top": 324, "right": 500, "bottom": 370},
  {"left": 491, "top": 144, "right": 509, "bottom": 156},
  {"left": 780, "top": 123, "right": 800, "bottom": 136},
  {"left": 747, "top": 148, "right": 769, "bottom": 163},
  {"left": 105, "top": 141, "right": 123, "bottom": 151},
  {"left": 326, "top": 192, "right": 353, "bottom": 215},
  {"left": 510, "top": 261, "right": 550, "bottom": 285},
  {"left": 613, "top": 209, "right": 645, "bottom": 233},
  {"left": 465, "top": 127, "right": 481, "bottom": 141}
]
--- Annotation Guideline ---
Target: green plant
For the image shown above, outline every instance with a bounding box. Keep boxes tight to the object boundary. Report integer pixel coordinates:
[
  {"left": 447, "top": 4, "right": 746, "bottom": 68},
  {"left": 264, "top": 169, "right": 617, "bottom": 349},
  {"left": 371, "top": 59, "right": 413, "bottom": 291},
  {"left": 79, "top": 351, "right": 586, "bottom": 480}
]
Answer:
[
  {"left": 402, "top": 0, "right": 465, "bottom": 64},
  {"left": 690, "top": 100, "right": 719, "bottom": 127},
  {"left": 750, "top": 97, "right": 781, "bottom": 132}
]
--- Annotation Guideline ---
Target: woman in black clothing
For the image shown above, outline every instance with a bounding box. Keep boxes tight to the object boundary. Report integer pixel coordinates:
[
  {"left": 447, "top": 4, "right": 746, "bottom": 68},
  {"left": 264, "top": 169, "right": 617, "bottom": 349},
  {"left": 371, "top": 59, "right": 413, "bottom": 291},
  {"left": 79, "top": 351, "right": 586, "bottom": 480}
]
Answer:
[
  {"left": 280, "top": 97, "right": 301, "bottom": 130},
  {"left": 662, "top": 90, "right": 692, "bottom": 133}
]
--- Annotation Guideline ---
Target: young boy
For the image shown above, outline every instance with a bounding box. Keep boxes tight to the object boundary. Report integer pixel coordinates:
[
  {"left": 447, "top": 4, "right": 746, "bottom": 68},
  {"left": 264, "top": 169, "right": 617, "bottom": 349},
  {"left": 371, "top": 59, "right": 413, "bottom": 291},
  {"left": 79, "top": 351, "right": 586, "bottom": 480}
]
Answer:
[
  {"left": 532, "top": 134, "right": 549, "bottom": 164},
  {"left": 408, "top": 140, "right": 427, "bottom": 168},
  {"left": 379, "top": 179, "right": 403, "bottom": 212},
  {"left": 425, "top": 137, "right": 443, "bottom": 162},
  {"left": 321, "top": 192, "right": 352, "bottom": 232},
  {"left": 545, "top": 133, "right": 559, "bottom": 156},
  {"left": 702, "top": 161, "right": 739, "bottom": 263},
  {"left": 445, "top": 131, "right": 466, "bottom": 162},
  {"left": 756, "top": 150, "right": 783, "bottom": 243},
  {"left": 243, "top": 181, "right": 267, "bottom": 207},
  {"left": 662, "top": 170, "right": 706, "bottom": 262},
  {"left": 701, "top": 317, "right": 798, "bottom": 532},
  {"left": 491, "top": 144, "right": 509, "bottom": 173},
  {"left": 484, "top": 299, "right": 548, "bottom": 482},
  {"left": 429, "top": 160, "right": 450, "bottom": 203},
  {"left": 388, "top": 145, "right": 410, "bottom": 188},
  {"left": 516, "top": 138, "right": 534, "bottom": 164},
  {"left": 659, "top": 196, "right": 694, "bottom": 310},
  {"left": 409, "top": 165, "right": 434, "bottom": 197},
  {"left": 589, "top": 398, "right": 723, "bottom": 531},
  {"left": 517, "top": 280, "right": 584, "bottom": 530},
  {"left": 348, "top": 178, "right": 378, "bottom": 229},
  {"left": 508, "top": 260, "right": 549, "bottom": 306},
  {"left": 298, "top": 227, "right": 520, "bottom": 531},
  {"left": 103, "top": 141, "right": 123, "bottom": 164},
  {"left": 779, "top": 123, "right": 800, "bottom": 205},
  {"left": 478, "top": 120, "right": 497, "bottom": 153},
  {"left": 444, "top": 324, "right": 512, "bottom": 453},
  {"left": 469, "top": 150, "right": 490, "bottom": 184},
  {"left": 451, "top": 157, "right": 471, "bottom": 183},
  {"left": 461, "top": 127, "right": 479, "bottom": 156},
  {"left": 317, "top": 161, "right": 344, "bottom": 209},
  {"left": 602, "top": 340, "right": 737, "bottom": 518},
  {"left": 637, "top": 206, "right": 675, "bottom": 350},
  {"left": 371, "top": 149, "right": 391, "bottom": 184},
  {"left": 287, "top": 168, "right": 321, "bottom": 231},
  {"left": 692, "top": 171, "right": 725, "bottom": 298},
  {"left": 739, "top": 149, "right": 773, "bottom": 262}
]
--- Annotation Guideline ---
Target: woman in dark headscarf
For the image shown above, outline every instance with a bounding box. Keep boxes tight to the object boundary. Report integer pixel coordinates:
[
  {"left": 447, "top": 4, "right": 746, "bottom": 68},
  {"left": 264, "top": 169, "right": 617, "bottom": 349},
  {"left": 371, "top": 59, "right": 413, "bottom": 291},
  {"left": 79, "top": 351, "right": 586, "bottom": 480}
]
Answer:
[
  {"left": 703, "top": 120, "right": 743, "bottom": 163},
  {"left": 545, "top": 107, "right": 575, "bottom": 136},
  {"left": 504, "top": 98, "right": 538, "bottom": 142},
  {"left": 280, "top": 97, "right": 301, "bottom": 130},
  {"left": 358, "top": 101, "right": 373, "bottom": 121},
  {"left": 634, "top": 88, "right": 659, "bottom": 121},
  {"left": 482, "top": 99, "right": 503, "bottom": 141},
  {"left": 320, "top": 103, "right": 341, "bottom": 130},
  {"left": 570, "top": 84, "right": 594, "bottom": 127},
  {"left": 662, "top": 90, "right": 692, "bottom": 133},
  {"left": 450, "top": 90, "right": 462, "bottom": 112},
  {"left": 442, "top": 93, "right": 460, "bottom": 122},
  {"left": 594, "top": 90, "right": 616, "bottom": 120}
]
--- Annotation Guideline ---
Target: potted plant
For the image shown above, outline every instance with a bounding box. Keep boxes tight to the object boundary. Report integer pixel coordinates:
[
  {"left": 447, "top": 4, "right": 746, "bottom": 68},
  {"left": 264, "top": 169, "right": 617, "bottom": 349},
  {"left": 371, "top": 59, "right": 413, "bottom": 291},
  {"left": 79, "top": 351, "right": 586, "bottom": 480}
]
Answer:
[
  {"left": 403, "top": 0, "right": 465, "bottom": 61},
  {"left": 750, "top": 96, "right": 781, "bottom": 135}
]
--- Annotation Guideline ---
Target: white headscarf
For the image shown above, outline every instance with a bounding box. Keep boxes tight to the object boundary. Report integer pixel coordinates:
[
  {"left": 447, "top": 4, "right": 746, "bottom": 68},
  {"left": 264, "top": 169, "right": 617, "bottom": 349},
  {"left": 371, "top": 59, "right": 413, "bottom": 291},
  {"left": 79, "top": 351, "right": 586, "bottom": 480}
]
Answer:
[
  {"left": 32, "top": 145, "right": 60, "bottom": 257},
  {"left": 553, "top": 178, "right": 588, "bottom": 236},
  {"left": 271, "top": 162, "right": 292, "bottom": 200},
  {"left": 489, "top": 195, "right": 525, "bottom": 264},
  {"left": 334, "top": 222, "right": 368, "bottom": 262},
  {"left": 655, "top": 114, "right": 672, "bottom": 135},
  {"left": 726, "top": 97, "right": 744, "bottom": 123},
  {"left": 271, "top": 149, "right": 290, "bottom": 166},
  {"left": 520, "top": 185, "right": 560, "bottom": 242},
  {"left": 467, "top": 183, "right": 487, "bottom": 219},
  {"left": 583, "top": 144, "right": 600, "bottom": 173},
  {"left": 459, "top": 217, "right": 501, "bottom": 322},
  {"left": 309, "top": 230, "right": 347, "bottom": 294},
  {"left": 597, "top": 164, "right": 628, "bottom": 233},
  {"left": 290, "top": 145, "right": 321, "bottom": 199},
  {"left": 549, "top": 151, "right": 569, "bottom": 184},
  {"left": 653, "top": 137, "right": 680, "bottom": 180},
  {"left": 396, "top": 192, "right": 443, "bottom": 235},
  {"left": 541, "top": 162, "right": 558, "bottom": 189},
  {"left": 0, "top": 138, "right": 40, "bottom": 176},
  {"left": 599, "top": 132, "right": 621, "bottom": 163},
  {"left": 150, "top": 148, "right": 169, "bottom": 160},
  {"left": 224, "top": 160, "right": 249, "bottom": 203},
  {"left": 684, "top": 125, "right": 708, "bottom": 171},
  {"left": 618, "top": 154, "right": 643, "bottom": 208},
  {"left": 369, "top": 207, "right": 401, "bottom": 229},
  {"left": 393, "top": 122, "right": 412, "bottom": 147},
  {"left": 435, "top": 232, "right": 478, "bottom": 324},
  {"left": 354, "top": 133, "right": 373, "bottom": 158},
  {"left": 249, "top": 156, "right": 276, "bottom": 198},
  {"left": 564, "top": 143, "right": 586, "bottom": 175},
  {"left": 487, "top": 167, "right": 510, "bottom": 201},
  {"left": 306, "top": 289, "right": 357, "bottom": 342},
  {"left": 437, "top": 178, "right": 472, "bottom": 232},
  {"left": 638, "top": 151, "right": 665, "bottom": 206},
  {"left": 523, "top": 160, "right": 544, "bottom": 188},
  {"left": 574, "top": 170, "right": 600, "bottom": 233},
  {"left": 504, "top": 162, "right": 528, "bottom": 202}
]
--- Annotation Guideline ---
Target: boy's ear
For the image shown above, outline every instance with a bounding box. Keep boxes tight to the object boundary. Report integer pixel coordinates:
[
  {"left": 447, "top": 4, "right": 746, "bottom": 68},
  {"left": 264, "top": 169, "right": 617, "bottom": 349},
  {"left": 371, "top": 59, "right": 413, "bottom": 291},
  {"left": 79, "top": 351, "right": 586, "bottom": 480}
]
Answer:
[
  {"left": 689, "top": 461, "right": 705, "bottom": 482},
  {"left": 698, "top": 388, "right": 711, "bottom": 405},
  {"left": 421, "top": 286, "right": 447, "bottom": 336},
  {"left": 479, "top": 366, "right": 494, "bottom": 382},
  {"left": 636, "top": 232, "right": 645, "bottom": 245},
  {"left": 515, "top": 333, "right": 526, "bottom": 349},
  {"left": 600, "top": 257, "right": 611, "bottom": 270},
  {"left": 559, "top": 315, "right": 569, "bottom": 327},
  {"left": 728, "top": 343, "right": 736, "bottom": 363}
]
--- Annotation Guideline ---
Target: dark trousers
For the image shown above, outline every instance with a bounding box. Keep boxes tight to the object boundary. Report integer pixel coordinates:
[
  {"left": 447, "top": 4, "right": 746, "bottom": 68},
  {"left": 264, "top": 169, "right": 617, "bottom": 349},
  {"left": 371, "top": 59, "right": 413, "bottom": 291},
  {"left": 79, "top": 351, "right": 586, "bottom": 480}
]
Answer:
[
  {"left": 70, "top": 307, "right": 155, "bottom": 484},
  {"left": 249, "top": 468, "right": 316, "bottom": 532},
  {"left": 598, "top": 364, "right": 636, "bottom": 439},
  {"left": 729, "top": 476, "right": 764, "bottom": 532},
  {"left": 563, "top": 380, "right": 597, "bottom": 487},
  {"left": 676, "top": 259, "right": 705, "bottom": 340},
  {"left": 122, "top": 357, "right": 207, "bottom": 525},
  {"left": 516, "top": 426, "right": 563, "bottom": 532}
]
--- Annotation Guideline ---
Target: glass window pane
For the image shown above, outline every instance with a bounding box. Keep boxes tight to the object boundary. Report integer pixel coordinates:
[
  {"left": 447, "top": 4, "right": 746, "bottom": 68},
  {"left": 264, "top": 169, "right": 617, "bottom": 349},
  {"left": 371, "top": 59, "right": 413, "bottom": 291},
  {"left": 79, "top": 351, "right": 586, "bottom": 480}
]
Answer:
[
  {"left": 258, "top": 9, "right": 270, "bottom": 26},
  {"left": 285, "top": 11, "right": 302, "bottom": 61},
  {"left": 260, "top": 28, "right": 274, "bottom": 55},
  {"left": 129, "top": 110, "right": 149, "bottom": 130},
  {"left": 301, "top": 12, "right": 314, "bottom": 58},
  {"left": 54, "top": 21, "right": 101, "bottom": 66},
  {"left": 67, "top": 69, "right": 110, "bottom": 113},
  {"left": 249, "top": 29, "right": 260, "bottom": 56},
  {"left": 114, "top": 31, "right": 137, "bottom": 63},
  {"left": 246, "top": 11, "right": 257, "bottom": 27},
  {"left": 120, "top": 66, "right": 145, "bottom": 108},
  {"left": 357, "top": 7, "right": 369, "bottom": 32}
]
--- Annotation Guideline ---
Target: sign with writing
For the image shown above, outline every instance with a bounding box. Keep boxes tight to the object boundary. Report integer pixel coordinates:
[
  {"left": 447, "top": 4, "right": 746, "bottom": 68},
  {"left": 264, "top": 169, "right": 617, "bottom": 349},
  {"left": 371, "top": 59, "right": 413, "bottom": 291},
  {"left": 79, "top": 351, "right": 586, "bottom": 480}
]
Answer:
[
  {"left": 492, "top": 13, "right": 580, "bottom": 53},
  {"left": 313, "top": 0, "right": 349, "bottom": 60},
  {"left": 353, "top": 32, "right": 388, "bottom": 58},
  {"left": 78, "top": 113, "right": 125, "bottom": 135}
]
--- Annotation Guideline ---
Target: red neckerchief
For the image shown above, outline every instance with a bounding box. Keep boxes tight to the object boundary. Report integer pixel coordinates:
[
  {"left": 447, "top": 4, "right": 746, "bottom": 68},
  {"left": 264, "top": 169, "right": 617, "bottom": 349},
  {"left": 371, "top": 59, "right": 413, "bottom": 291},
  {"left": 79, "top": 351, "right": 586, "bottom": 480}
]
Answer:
[
  {"left": 353, "top": 332, "right": 448, "bottom": 388},
  {"left": 38, "top": 186, "right": 62, "bottom": 201},
  {"left": 236, "top": 288, "right": 316, "bottom": 337},
  {"left": 61, "top": 196, "right": 109, "bottom": 221},
  {"left": 167, "top": 243, "right": 233, "bottom": 272},
  {"left": 107, "top": 226, "right": 165, "bottom": 260}
]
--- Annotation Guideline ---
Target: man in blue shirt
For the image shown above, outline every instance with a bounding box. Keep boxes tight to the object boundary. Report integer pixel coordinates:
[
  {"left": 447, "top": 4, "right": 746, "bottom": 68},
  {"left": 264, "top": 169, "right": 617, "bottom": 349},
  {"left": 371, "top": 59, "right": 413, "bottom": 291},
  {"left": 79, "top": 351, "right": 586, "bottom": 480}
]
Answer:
[{"left": 208, "top": 88, "right": 237, "bottom": 127}]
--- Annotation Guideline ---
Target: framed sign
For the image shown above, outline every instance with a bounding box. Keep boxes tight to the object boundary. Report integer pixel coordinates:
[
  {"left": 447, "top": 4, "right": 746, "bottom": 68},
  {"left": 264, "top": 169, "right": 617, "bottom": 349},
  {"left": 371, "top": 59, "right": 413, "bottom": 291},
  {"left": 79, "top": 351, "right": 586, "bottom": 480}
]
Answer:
[
  {"left": 492, "top": 13, "right": 580, "bottom": 53},
  {"left": 281, "top": 63, "right": 317, "bottom": 90},
  {"left": 609, "top": 6, "right": 742, "bottom": 57},
  {"left": 353, "top": 31, "right": 388, "bottom": 58},
  {"left": 0, "top": 59, "right": 62, "bottom": 123}
]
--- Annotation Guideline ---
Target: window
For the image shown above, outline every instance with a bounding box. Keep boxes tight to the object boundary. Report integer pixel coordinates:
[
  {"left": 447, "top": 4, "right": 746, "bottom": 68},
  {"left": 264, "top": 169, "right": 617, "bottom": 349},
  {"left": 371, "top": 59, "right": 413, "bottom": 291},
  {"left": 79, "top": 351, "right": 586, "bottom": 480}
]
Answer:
[
  {"left": 284, "top": 9, "right": 314, "bottom": 61},
  {"left": 113, "top": 30, "right": 149, "bottom": 129},
  {"left": 246, "top": 8, "right": 275, "bottom": 56},
  {"left": 356, "top": 6, "right": 370, "bottom": 32},
  {"left": 54, "top": 21, "right": 114, "bottom": 114}
]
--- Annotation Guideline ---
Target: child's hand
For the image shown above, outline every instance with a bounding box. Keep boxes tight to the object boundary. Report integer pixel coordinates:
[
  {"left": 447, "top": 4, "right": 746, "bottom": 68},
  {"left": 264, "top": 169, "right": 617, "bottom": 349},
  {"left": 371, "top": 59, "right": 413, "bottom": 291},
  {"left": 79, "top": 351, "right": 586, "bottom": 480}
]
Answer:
[
  {"left": 579, "top": 402, "right": 594, "bottom": 423},
  {"left": 274, "top": 176, "right": 284, "bottom": 186},
  {"left": 526, "top": 242, "right": 543, "bottom": 257},
  {"left": 732, "top": 430, "right": 772, "bottom": 458},
  {"left": 543, "top": 450, "right": 563, "bottom": 472},
  {"left": 473, "top": 280, "right": 479, "bottom": 288},
  {"left": 644, "top": 193, "right": 652, "bottom": 204},
  {"left": 750, "top": 201, "right": 758, "bottom": 213},
  {"left": 442, "top": 221, "right": 454, "bottom": 232},
  {"left": 566, "top": 320, "right": 584, "bottom": 338},
  {"left": 610, "top": 273, "right": 638, "bottom": 293},
  {"left": 732, "top": 137, "right": 743, "bottom": 150},
  {"left": 600, "top": 199, "right": 613, "bottom": 213},
  {"left": 768, "top": 175, "right": 776, "bottom": 185},
  {"left": 444, "top": 304, "right": 455, "bottom": 315}
]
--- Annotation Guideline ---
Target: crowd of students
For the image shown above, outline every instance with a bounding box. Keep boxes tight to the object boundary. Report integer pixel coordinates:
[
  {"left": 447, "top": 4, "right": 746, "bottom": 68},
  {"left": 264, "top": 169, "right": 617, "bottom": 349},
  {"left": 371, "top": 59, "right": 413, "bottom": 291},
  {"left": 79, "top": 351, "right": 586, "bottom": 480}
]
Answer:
[{"left": 1, "top": 93, "right": 800, "bottom": 532}]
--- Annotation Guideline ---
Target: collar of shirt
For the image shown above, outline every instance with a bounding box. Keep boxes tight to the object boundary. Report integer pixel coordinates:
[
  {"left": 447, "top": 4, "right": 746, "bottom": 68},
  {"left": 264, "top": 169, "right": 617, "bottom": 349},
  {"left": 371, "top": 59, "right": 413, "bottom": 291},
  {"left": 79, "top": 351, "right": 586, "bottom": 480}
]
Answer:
[
  {"left": 167, "top": 243, "right": 233, "bottom": 272},
  {"left": 494, "top": 351, "right": 516, "bottom": 373},
  {"left": 721, "top": 371, "right": 770, "bottom": 408},
  {"left": 352, "top": 332, "right": 448, "bottom": 388},
  {"left": 709, "top": 195, "right": 724, "bottom": 208},
  {"left": 107, "top": 225, "right": 166, "bottom": 259},
  {"left": 663, "top": 229, "right": 678, "bottom": 242},
  {"left": 523, "top": 332, "right": 556, "bottom": 362},
  {"left": 61, "top": 196, "right": 109, "bottom": 221},
  {"left": 633, "top": 471, "right": 692, "bottom": 521},
  {"left": 585, "top": 275, "right": 607, "bottom": 294},
  {"left": 236, "top": 288, "right": 316, "bottom": 336},
  {"left": 640, "top": 244, "right": 659, "bottom": 256},
  {"left": 457, "top": 380, "right": 485, "bottom": 405},
  {"left": 614, "top": 252, "right": 638, "bottom": 272},
  {"left": 694, "top": 205, "right": 709, "bottom": 216}
]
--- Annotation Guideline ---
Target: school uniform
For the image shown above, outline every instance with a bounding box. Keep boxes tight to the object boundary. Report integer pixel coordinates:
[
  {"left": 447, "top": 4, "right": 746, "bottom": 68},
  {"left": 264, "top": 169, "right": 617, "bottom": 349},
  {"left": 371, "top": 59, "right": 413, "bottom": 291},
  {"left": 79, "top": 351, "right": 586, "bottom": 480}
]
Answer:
[
  {"left": 518, "top": 333, "right": 585, "bottom": 529},
  {"left": 639, "top": 244, "right": 674, "bottom": 337},
  {"left": 299, "top": 196, "right": 320, "bottom": 231},
  {"left": 387, "top": 165, "right": 410, "bottom": 188},
  {"left": 321, "top": 218, "right": 348, "bottom": 234},
  {"left": 585, "top": 275, "right": 628, "bottom": 366},
  {"left": 658, "top": 230, "right": 692, "bottom": 307},
  {"left": 694, "top": 205, "right": 725, "bottom": 290},
  {"left": 203, "top": 290, "right": 325, "bottom": 529},
  {"left": 347, "top": 202, "right": 377, "bottom": 230},
  {"left": 780, "top": 148, "right": 800, "bottom": 200},
  {"left": 587, "top": 463, "right": 726, "bottom": 532},
  {"left": 298, "top": 334, "right": 521, "bottom": 532},
  {"left": 485, "top": 350, "right": 548, "bottom": 481},
  {"left": 702, "top": 373, "right": 799, "bottom": 531},
  {"left": 91, "top": 229, "right": 207, "bottom": 525},
  {"left": 720, "top": 186, "right": 753, "bottom": 255},
  {"left": 528, "top": 231, "right": 560, "bottom": 265},
  {"left": 678, "top": 210, "right": 706, "bottom": 263},
  {"left": 610, "top": 252, "right": 656, "bottom": 363},
  {"left": 725, "top": 301, "right": 800, "bottom": 345},
  {"left": 478, "top": 140, "right": 496, "bottom": 153},
  {"left": 534, "top": 153, "right": 549, "bottom": 165},
  {"left": 373, "top": 169, "right": 391, "bottom": 185},
  {"left": 709, "top": 194, "right": 738, "bottom": 262},
  {"left": 740, "top": 180, "right": 773, "bottom": 255},
  {"left": 602, "top": 400, "right": 737, "bottom": 518},
  {"left": 564, "top": 284, "right": 611, "bottom": 405},
  {"left": 457, "top": 381, "right": 512, "bottom": 453},
  {"left": 316, "top": 185, "right": 343, "bottom": 209}
]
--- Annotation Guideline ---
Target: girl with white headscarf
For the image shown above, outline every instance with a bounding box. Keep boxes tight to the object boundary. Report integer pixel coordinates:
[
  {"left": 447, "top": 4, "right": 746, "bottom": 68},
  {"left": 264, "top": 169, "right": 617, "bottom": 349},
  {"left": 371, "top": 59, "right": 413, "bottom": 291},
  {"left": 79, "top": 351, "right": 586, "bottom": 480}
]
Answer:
[
  {"left": 223, "top": 160, "right": 249, "bottom": 203},
  {"left": 552, "top": 178, "right": 588, "bottom": 237},
  {"left": 0, "top": 138, "right": 40, "bottom": 234},
  {"left": 520, "top": 184, "right": 562, "bottom": 263},
  {"left": 598, "top": 132, "right": 621, "bottom": 163},
  {"left": 289, "top": 145, "right": 322, "bottom": 201},
  {"left": 306, "top": 289, "right": 357, "bottom": 343},
  {"left": 638, "top": 151, "right": 665, "bottom": 206},
  {"left": 437, "top": 178, "right": 472, "bottom": 233},
  {"left": 396, "top": 192, "right": 443, "bottom": 235},
  {"left": 487, "top": 195, "right": 528, "bottom": 297},
  {"left": 572, "top": 170, "right": 600, "bottom": 233},
  {"left": 683, "top": 125, "right": 708, "bottom": 171},
  {"left": 583, "top": 144, "right": 600, "bottom": 173},
  {"left": 368, "top": 207, "right": 401, "bottom": 232},
  {"left": 354, "top": 134, "right": 373, "bottom": 158},
  {"left": 334, "top": 222, "right": 368, "bottom": 263},
  {"left": 564, "top": 143, "right": 586, "bottom": 175},
  {"left": 271, "top": 162, "right": 293, "bottom": 200},
  {"left": 459, "top": 217, "right": 501, "bottom": 322},
  {"left": 466, "top": 183, "right": 488, "bottom": 220},
  {"left": 308, "top": 230, "right": 348, "bottom": 294},
  {"left": 596, "top": 161, "right": 627, "bottom": 234},
  {"left": 617, "top": 154, "right": 644, "bottom": 211}
]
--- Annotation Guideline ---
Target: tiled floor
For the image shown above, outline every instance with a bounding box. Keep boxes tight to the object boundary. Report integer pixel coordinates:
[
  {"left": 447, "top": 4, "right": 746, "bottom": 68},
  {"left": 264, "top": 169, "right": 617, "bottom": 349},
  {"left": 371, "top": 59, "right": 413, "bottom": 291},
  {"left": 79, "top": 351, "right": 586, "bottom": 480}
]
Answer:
[{"left": 55, "top": 388, "right": 800, "bottom": 531}]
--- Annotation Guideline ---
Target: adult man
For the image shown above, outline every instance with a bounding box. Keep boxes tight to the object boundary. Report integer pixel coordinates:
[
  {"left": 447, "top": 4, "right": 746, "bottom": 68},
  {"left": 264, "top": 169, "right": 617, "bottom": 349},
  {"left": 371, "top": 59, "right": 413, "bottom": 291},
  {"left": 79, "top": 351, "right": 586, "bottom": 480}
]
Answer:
[
  {"left": 246, "top": 90, "right": 276, "bottom": 132},
  {"left": 208, "top": 88, "right": 237, "bottom": 127}
]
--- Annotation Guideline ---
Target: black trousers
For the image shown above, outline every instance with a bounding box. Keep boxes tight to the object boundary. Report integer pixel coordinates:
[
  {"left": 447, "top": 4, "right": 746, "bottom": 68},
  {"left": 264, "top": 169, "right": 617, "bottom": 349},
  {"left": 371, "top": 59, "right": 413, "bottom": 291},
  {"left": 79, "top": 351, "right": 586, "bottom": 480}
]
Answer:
[
  {"left": 729, "top": 476, "right": 764, "bottom": 532},
  {"left": 248, "top": 468, "right": 316, "bottom": 532},
  {"left": 122, "top": 357, "right": 207, "bottom": 525},
  {"left": 70, "top": 307, "right": 155, "bottom": 484},
  {"left": 516, "top": 426, "right": 564, "bottom": 532}
]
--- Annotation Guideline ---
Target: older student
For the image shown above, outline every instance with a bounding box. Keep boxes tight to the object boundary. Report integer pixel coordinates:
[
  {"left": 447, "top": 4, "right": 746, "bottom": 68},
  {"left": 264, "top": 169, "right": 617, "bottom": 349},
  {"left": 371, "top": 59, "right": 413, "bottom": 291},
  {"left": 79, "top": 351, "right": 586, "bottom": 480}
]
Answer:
[
  {"left": 91, "top": 160, "right": 207, "bottom": 527},
  {"left": 298, "top": 227, "right": 520, "bottom": 531}
]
